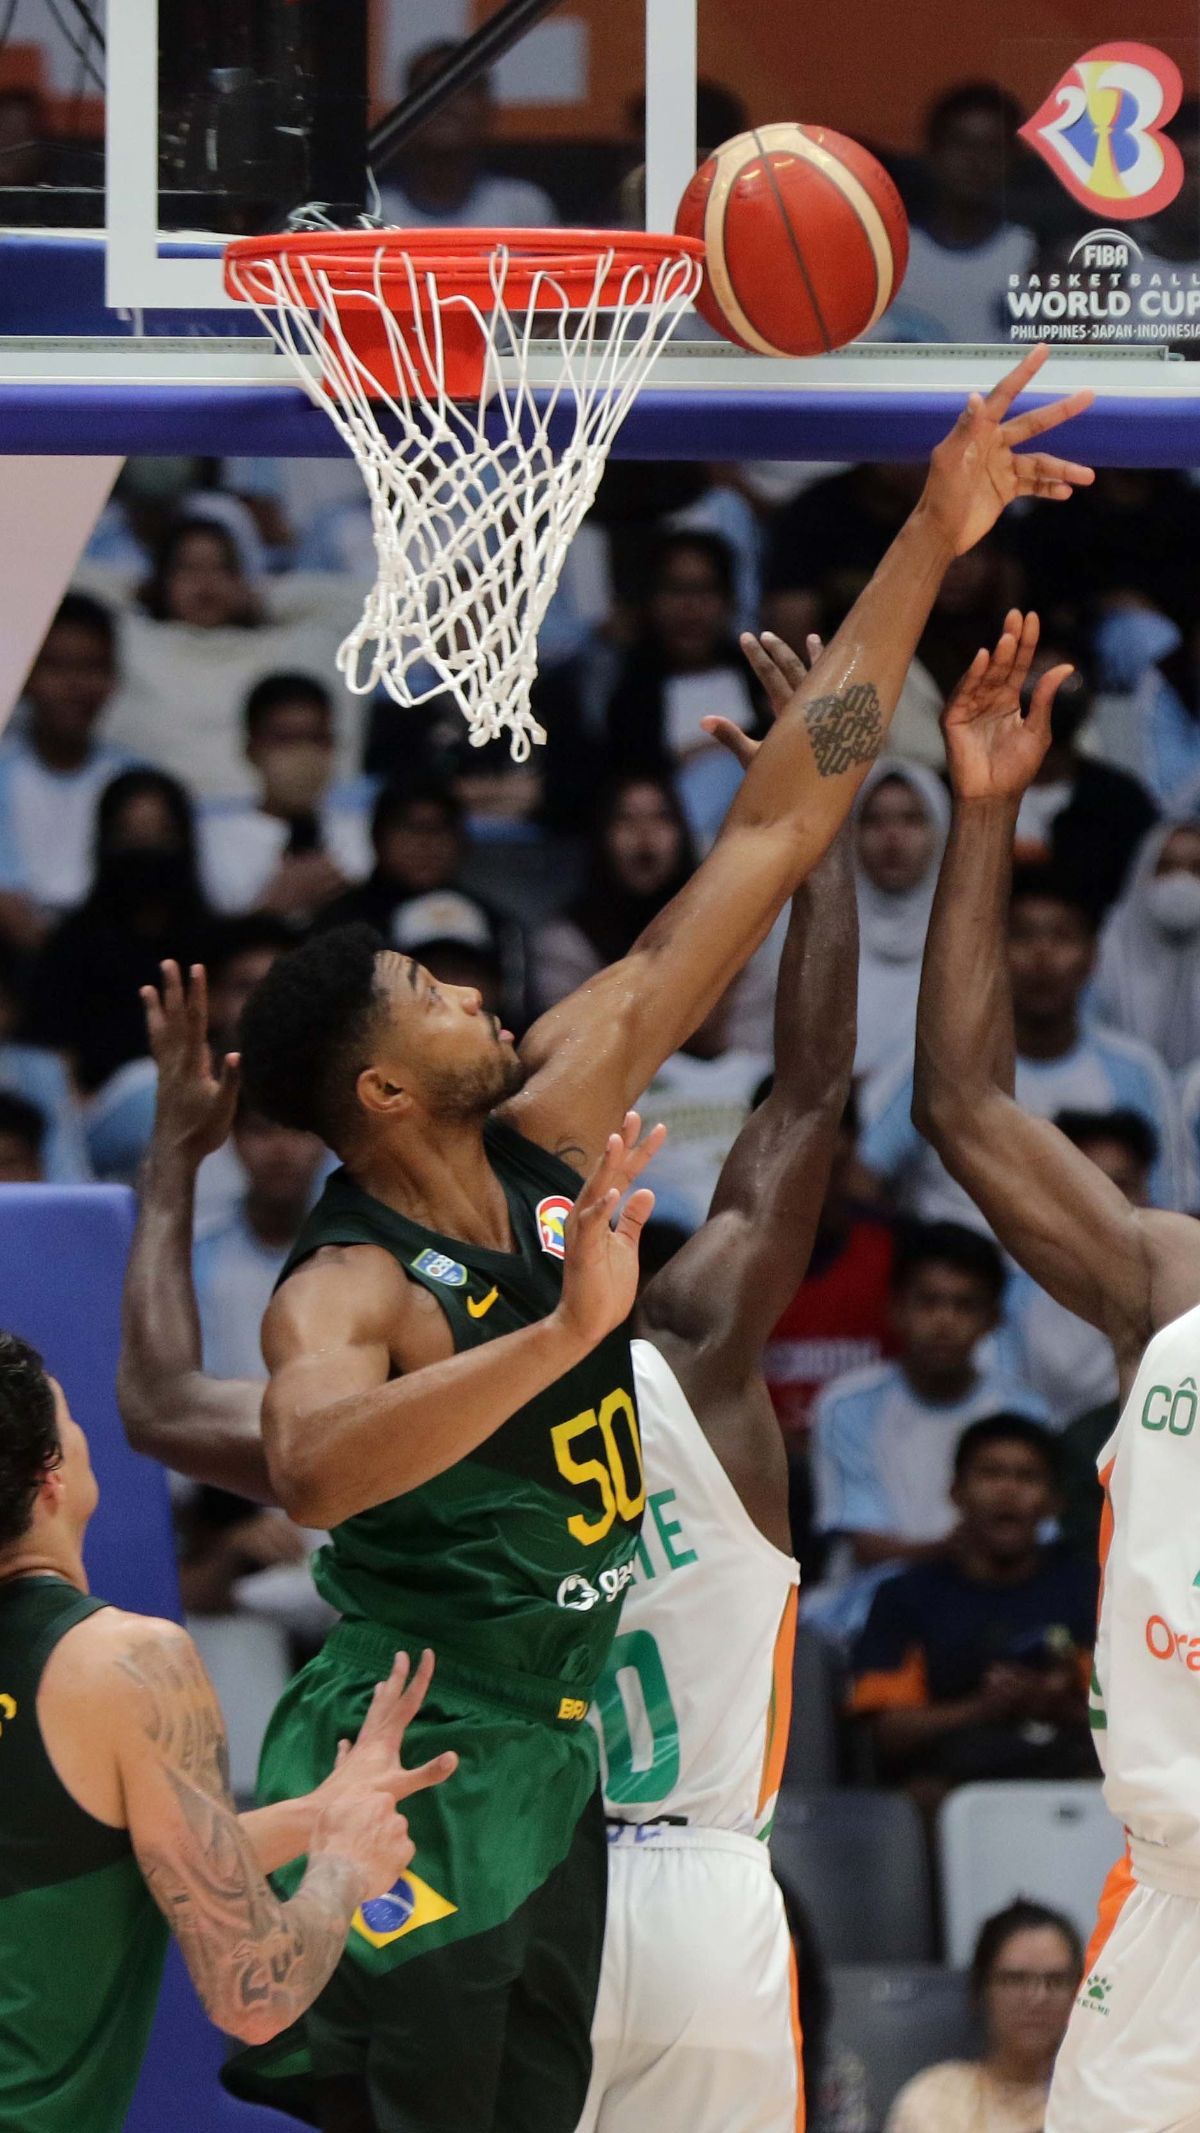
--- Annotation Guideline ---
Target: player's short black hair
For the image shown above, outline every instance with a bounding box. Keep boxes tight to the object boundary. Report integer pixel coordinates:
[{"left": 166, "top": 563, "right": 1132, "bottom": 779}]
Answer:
[
  {"left": 243, "top": 671, "right": 331, "bottom": 741},
  {"left": 891, "top": 1219, "right": 1006, "bottom": 1303},
  {"left": 1055, "top": 1106, "right": 1159, "bottom": 1173},
  {"left": 40, "top": 590, "right": 116, "bottom": 656},
  {"left": 0, "top": 1092, "right": 46, "bottom": 1159},
  {"left": 0, "top": 1333, "right": 59, "bottom": 1551},
  {"left": 954, "top": 1412, "right": 1060, "bottom": 1488},
  {"left": 925, "top": 80, "right": 1025, "bottom": 149},
  {"left": 970, "top": 1898, "right": 1083, "bottom": 2001},
  {"left": 238, "top": 923, "right": 386, "bottom": 1146},
  {"left": 1008, "top": 863, "right": 1098, "bottom": 935}
]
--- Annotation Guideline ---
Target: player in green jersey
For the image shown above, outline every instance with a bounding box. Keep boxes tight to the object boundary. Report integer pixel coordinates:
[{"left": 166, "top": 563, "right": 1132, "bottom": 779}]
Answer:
[
  {"left": 0, "top": 1332, "right": 455, "bottom": 2133},
  {"left": 121, "top": 354, "right": 1094, "bottom": 2132}
]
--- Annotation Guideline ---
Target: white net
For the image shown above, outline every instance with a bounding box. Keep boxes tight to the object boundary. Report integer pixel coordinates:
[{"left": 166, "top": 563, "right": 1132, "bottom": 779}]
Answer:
[{"left": 226, "top": 235, "right": 704, "bottom": 759}]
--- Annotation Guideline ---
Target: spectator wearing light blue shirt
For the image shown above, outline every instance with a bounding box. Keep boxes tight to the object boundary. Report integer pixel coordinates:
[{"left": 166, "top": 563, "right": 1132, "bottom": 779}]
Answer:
[
  {"left": 808, "top": 1222, "right": 1049, "bottom": 1645},
  {"left": 0, "top": 592, "right": 138, "bottom": 954},
  {"left": 193, "top": 1101, "right": 325, "bottom": 1376},
  {"left": 862, "top": 865, "right": 1190, "bottom": 1219}
]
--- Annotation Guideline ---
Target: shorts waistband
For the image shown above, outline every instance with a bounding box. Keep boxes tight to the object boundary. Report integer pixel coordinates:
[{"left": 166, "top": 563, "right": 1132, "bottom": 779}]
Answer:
[
  {"left": 1129, "top": 1834, "right": 1200, "bottom": 1899},
  {"left": 604, "top": 1821, "right": 769, "bottom": 1862},
  {"left": 325, "top": 1618, "right": 597, "bottom": 1729}
]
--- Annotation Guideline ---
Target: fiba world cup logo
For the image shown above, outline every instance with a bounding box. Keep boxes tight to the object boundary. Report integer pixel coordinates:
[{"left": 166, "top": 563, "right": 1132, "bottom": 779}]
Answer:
[{"left": 1020, "top": 43, "right": 1184, "bottom": 220}]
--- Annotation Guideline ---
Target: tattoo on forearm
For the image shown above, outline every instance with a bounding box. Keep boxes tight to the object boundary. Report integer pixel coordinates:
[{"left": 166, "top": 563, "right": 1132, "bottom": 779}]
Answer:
[
  {"left": 120, "top": 1633, "right": 355, "bottom": 2034},
  {"left": 805, "top": 684, "right": 884, "bottom": 777}
]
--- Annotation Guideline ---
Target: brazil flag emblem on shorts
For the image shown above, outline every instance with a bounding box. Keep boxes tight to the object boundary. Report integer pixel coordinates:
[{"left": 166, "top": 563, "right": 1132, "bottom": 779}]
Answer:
[{"left": 352, "top": 1871, "right": 458, "bottom": 1948}]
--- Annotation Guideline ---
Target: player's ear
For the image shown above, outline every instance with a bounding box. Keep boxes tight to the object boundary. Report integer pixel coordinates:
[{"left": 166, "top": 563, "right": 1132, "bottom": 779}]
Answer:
[{"left": 356, "top": 1065, "right": 413, "bottom": 1120}]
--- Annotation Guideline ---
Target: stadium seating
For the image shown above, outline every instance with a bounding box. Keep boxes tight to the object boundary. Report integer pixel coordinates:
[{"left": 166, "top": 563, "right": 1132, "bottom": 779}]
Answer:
[
  {"left": 772, "top": 1788, "right": 935, "bottom": 1962},
  {"left": 0, "top": 1185, "right": 301, "bottom": 2130},
  {"left": 938, "top": 1780, "right": 1125, "bottom": 1966},
  {"left": 828, "top": 1963, "right": 976, "bottom": 2132}
]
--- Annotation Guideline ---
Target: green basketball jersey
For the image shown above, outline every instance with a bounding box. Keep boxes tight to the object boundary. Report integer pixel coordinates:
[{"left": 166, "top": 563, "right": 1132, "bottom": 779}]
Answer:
[
  {"left": 279, "top": 1118, "right": 645, "bottom": 1699},
  {"left": 0, "top": 1576, "right": 168, "bottom": 2133}
]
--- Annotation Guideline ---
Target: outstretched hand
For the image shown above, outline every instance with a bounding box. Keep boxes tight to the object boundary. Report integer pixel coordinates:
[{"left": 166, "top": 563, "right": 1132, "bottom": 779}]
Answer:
[
  {"left": 705, "top": 631, "right": 825, "bottom": 769},
  {"left": 922, "top": 345, "right": 1094, "bottom": 557},
  {"left": 555, "top": 1111, "right": 665, "bottom": 1351},
  {"left": 942, "top": 609, "right": 1074, "bottom": 802},
  {"left": 323, "top": 1649, "right": 458, "bottom": 1808},
  {"left": 141, "top": 960, "right": 239, "bottom": 1164}
]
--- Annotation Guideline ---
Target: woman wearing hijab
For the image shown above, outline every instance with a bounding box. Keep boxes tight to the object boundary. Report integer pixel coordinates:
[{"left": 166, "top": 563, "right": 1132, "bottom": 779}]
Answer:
[
  {"left": 1093, "top": 819, "right": 1200, "bottom": 1076},
  {"left": 853, "top": 759, "right": 951, "bottom": 1115}
]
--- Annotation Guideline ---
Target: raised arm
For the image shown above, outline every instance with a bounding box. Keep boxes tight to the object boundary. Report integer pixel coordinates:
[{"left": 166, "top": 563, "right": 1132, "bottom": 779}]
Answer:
[
  {"left": 117, "top": 964, "right": 272, "bottom": 1502},
  {"left": 639, "top": 803, "right": 857, "bottom": 1369},
  {"left": 68, "top": 1617, "right": 451, "bottom": 2045},
  {"left": 262, "top": 1116, "right": 661, "bottom": 1526},
  {"left": 912, "top": 613, "right": 1200, "bottom": 1374},
  {"left": 507, "top": 350, "right": 1093, "bottom": 1169}
]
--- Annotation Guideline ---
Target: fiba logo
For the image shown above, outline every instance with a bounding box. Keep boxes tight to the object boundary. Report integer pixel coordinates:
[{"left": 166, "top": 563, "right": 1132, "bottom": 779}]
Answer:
[
  {"left": 1068, "top": 229, "right": 1143, "bottom": 272},
  {"left": 1020, "top": 43, "right": 1184, "bottom": 219}
]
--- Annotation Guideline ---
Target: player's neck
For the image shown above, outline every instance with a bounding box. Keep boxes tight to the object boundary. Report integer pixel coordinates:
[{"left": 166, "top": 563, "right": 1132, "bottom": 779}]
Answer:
[
  {"left": 0, "top": 1536, "right": 88, "bottom": 1594},
  {"left": 352, "top": 1121, "right": 515, "bottom": 1252}
]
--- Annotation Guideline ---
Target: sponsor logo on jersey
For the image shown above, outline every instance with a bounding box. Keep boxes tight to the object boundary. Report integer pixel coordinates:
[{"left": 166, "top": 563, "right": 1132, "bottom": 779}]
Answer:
[
  {"left": 555, "top": 1561, "right": 636, "bottom": 1612},
  {"left": 410, "top": 1248, "right": 468, "bottom": 1289},
  {"left": 536, "top": 1194, "right": 572, "bottom": 1258},
  {"left": 557, "top": 1697, "right": 589, "bottom": 1723},
  {"left": 466, "top": 1284, "right": 499, "bottom": 1319},
  {"left": 352, "top": 1870, "right": 457, "bottom": 1948},
  {"left": 1078, "top": 1970, "right": 1112, "bottom": 2016},
  {"left": 1141, "top": 1377, "right": 1198, "bottom": 1436},
  {"left": 1019, "top": 44, "right": 1183, "bottom": 219},
  {"left": 1144, "top": 1615, "right": 1200, "bottom": 1669},
  {"left": 0, "top": 1693, "right": 15, "bottom": 1736}
]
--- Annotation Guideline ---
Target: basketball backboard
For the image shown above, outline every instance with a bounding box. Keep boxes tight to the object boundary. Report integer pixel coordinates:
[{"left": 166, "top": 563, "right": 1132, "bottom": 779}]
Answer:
[{"left": 3, "top": 0, "right": 1200, "bottom": 458}]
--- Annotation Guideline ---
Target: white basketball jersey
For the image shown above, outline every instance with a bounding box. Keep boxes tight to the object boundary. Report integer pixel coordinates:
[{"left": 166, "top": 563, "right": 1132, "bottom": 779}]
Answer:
[
  {"left": 1092, "top": 1300, "right": 1200, "bottom": 1892},
  {"left": 594, "top": 1338, "right": 799, "bottom": 1838}
]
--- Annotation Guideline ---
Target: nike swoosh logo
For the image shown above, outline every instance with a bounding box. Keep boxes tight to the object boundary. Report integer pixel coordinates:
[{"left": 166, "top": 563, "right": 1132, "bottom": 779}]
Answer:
[{"left": 467, "top": 1286, "right": 499, "bottom": 1320}]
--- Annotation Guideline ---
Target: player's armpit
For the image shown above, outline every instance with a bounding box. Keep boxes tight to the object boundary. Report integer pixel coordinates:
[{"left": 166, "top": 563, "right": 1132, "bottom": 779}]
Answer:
[{"left": 101, "top": 1618, "right": 360, "bottom": 2047}]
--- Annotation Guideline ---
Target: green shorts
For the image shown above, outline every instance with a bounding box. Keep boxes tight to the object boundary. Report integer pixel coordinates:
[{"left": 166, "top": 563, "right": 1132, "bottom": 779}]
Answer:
[{"left": 223, "top": 1619, "right": 607, "bottom": 2133}]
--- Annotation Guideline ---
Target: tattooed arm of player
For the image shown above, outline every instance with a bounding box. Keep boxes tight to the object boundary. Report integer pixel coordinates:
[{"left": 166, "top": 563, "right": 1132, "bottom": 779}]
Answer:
[
  {"left": 89, "top": 1618, "right": 447, "bottom": 2043},
  {"left": 507, "top": 349, "right": 1093, "bottom": 1171}
]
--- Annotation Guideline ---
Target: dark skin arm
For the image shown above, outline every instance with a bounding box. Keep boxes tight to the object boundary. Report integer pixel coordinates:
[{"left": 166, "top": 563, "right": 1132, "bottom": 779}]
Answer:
[
  {"left": 911, "top": 611, "right": 1200, "bottom": 1398},
  {"left": 117, "top": 964, "right": 273, "bottom": 1502},
  {"left": 635, "top": 715, "right": 858, "bottom": 1547},
  {"left": 506, "top": 351, "right": 1094, "bottom": 1172}
]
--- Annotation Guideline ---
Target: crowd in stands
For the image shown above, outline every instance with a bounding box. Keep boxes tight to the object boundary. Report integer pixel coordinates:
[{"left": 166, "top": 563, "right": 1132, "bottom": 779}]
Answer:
[{"left": 13, "top": 49, "right": 1200, "bottom": 2127}]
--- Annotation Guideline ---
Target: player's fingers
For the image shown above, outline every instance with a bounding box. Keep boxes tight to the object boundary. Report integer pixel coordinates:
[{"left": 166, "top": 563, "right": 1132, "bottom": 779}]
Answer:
[
  {"left": 1015, "top": 450, "right": 1095, "bottom": 490},
  {"left": 140, "top": 984, "right": 165, "bottom": 1046},
  {"left": 159, "top": 959, "right": 184, "bottom": 1018},
  {"left": 804, "top": 632, "right": 825, "bottom": 669},
  {"left": 982, "top": 343, "right": 1048, "bottom": 419},
  {"left": 334, "top": 1738, "right": 351, "bottom": 1770},
  {"left": 987, "top": 623, "right": 1020, "bottom": 683},
  {"left": 360, "top": 1651, "right": 412, "bottom": 1738},
  {"left": 217, "top": 1051, "right": 241, "bottom": 1105},
  {"left": 700, "top": 715, "right": 759, "bottom": 767},
  {"left": 621, "top": 1121, "right": 667, "bottom": 1187},
  {"left": 395, "top": 1750, "right": 458, "bottom": 1799},
  {"left": 614, "top": 1186, "right": 656, "bottom": 1249},
  {"left": 759, "top": 630, "right": 810, "bottom": 692},
  {"left": 391, "top": 1647, "right": 436, "bottom": 1735},
  {"left": 1001, "top": 387, "right": 1094, "bottom": 445},
  {"left": 1009, "top": 610, "right": 1041, "bottom": 696},
  {"left": 1028, "top": 663, "right": 1074, "bottom": 742},
  {"left": 738, "top": 631, "right": 793, "bottom": 708}
]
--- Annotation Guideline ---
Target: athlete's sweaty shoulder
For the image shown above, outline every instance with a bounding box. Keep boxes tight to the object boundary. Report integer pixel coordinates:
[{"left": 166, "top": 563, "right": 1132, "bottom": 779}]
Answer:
[
  {"left": 264, "top": 1241, "right": 451, "bottom": 1375},
  {"left": 38, "top": 1610, "right": 196, "bottom": 1832}
]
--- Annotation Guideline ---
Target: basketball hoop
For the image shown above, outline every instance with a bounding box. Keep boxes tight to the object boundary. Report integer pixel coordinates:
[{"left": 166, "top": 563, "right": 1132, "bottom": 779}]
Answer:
[{"left": 224, "top": 228, "right": 705, "bottom": 759}]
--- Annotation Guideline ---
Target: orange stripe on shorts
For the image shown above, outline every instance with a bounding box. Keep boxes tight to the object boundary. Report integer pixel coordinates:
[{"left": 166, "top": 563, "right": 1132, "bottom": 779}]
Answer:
[{"left": 1084, "top": 1847, "right": 1135, "bottom": 1977}]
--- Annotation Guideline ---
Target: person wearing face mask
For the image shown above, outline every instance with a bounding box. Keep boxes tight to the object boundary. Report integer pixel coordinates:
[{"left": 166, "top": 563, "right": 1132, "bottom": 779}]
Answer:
[
  {"left": 25, "top": 770, "right": 212, "bottom": 1094},
  {"left": 1093, "top": 821, "right": 1200, "bottom": 1076},
  {"left": 853, "top": 760, "right": 950, "bottom": 1114},
  {"left": 198, "top": 673, "right": 372, "bottom": 922}
]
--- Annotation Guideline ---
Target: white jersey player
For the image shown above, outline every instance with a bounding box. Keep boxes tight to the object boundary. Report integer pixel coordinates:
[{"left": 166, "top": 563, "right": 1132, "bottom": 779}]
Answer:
[
  {"left": 579, "top": 808, "right": 858, "bottom": 2133},
  {"left": 910, "top": 610, "right": 1200, "bottom": 2133}
]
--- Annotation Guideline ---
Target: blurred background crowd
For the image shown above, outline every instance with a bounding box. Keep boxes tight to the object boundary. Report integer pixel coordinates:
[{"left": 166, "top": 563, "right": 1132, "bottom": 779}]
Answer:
[{"left": 4, "top": 36, "right": 1200, "bottom": 2131}]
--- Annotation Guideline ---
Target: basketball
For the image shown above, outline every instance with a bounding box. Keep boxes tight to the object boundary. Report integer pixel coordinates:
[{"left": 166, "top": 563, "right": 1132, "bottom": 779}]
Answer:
[{"left": 675, "top": 123, "right": 909, "bottom": 357}]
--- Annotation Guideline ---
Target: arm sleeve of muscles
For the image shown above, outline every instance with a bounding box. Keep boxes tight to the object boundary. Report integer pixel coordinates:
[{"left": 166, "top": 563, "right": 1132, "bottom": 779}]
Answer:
[
  {"left": 510, "top": 510, "right": 955, "bottom": 1169},
  {"left": 113, "top": 1621, "right": 360, "bottom": 2047},
  {"left": 636, "top": 832, "right": 858, "bottom": 1367}
]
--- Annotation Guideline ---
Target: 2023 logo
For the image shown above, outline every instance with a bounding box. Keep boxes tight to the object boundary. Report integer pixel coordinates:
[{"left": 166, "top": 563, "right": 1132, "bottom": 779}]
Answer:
[{"left": 1020, "top": 43, "right": 1184, "bottom": 220}]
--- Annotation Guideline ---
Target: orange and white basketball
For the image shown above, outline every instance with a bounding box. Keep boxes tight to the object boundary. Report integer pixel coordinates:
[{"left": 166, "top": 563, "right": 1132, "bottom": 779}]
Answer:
[{"left": 675, "top": 123, "right": 909, "bottom": 357}]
